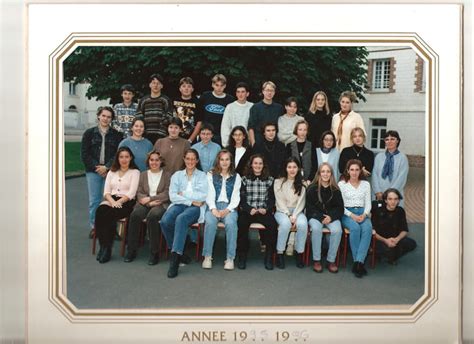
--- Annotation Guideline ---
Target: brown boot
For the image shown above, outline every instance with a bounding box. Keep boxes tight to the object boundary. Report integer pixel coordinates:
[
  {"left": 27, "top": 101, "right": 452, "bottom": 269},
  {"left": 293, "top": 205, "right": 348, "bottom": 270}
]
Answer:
[{"left": 312, "top": 260, "right": 323, "bottom": 273}]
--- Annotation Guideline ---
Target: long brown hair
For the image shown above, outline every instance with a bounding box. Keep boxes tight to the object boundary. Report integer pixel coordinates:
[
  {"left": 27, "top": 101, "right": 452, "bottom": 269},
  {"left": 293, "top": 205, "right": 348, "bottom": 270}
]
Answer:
[
  {"left": 244, "top": 154, "right": 270, "bottom": 180},
  {"left": 110, "top": 146, "right": 139, "bottom": 172},
  {"left": 341, "top": 159, "right": 364, "bottom": 182},
  {"left": 279, "top": 157, "right": 304, "bottom": 196},
  {"left": 211, "top": 149, "right": 236, "bottom": 176}
]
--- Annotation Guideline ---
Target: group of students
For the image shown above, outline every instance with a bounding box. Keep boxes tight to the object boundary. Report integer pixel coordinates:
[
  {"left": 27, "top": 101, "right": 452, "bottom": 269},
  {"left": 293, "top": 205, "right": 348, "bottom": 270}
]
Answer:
[{"left": 81, "top": 73, "right": 416, "bottom": 279}]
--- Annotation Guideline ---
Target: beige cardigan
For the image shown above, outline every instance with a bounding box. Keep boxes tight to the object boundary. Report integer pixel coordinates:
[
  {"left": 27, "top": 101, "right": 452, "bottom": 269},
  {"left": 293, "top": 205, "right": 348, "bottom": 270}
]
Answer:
[
  {"left": 136, "top": 170, "right": 171, "bottom": 208},
  {"left": 273, "top": 178, "right": 306, "bottom": 216},
  {"left": 331, "top": 110, "right": 366, "bottom": 151}
]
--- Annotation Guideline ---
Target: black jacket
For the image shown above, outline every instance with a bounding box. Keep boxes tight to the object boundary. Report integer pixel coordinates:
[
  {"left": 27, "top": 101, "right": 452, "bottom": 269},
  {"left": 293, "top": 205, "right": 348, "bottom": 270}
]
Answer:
[{"left": 305, "top": 183, "right": 344, "bottom": 222}]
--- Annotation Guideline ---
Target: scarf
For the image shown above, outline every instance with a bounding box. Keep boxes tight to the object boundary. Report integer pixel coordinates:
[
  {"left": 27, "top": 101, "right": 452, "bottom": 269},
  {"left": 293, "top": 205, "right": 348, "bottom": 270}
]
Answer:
[
  {"left": 321, "top": 147, "right": 332, "bottom": 154},
  {"left": 336, "top": 112, "right": 349, "bottom": 147},
  {"left": 381, "top": 149, "right": 400, "bottom": 181}
]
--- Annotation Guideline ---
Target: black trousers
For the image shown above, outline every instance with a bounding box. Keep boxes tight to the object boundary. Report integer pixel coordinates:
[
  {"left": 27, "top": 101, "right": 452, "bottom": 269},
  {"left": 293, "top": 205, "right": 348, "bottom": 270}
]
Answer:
[
  {"left": 95, "top": 195, "right": 135, "bottom": 248},
  {"left": 127, "top": 203, "right": 166, "bottom": 254},
  {"left": 376, "top": 237, "right": 417, "bottom": 261},
  {"left": 237, "top": 211, "right": 277, "bottom": 255}
]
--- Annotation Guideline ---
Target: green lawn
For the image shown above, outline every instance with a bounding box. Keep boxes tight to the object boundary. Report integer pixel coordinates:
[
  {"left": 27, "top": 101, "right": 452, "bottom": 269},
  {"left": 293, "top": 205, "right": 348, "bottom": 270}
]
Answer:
[{"left": 65, "top": 142, "right": 84, "bottom": 174}]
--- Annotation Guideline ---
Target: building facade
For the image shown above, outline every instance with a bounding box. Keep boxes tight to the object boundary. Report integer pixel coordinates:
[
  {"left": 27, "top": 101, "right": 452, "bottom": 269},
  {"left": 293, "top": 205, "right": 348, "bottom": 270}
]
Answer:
[{"left": 354, "top": 46, "right": 426, "bottom": 166}]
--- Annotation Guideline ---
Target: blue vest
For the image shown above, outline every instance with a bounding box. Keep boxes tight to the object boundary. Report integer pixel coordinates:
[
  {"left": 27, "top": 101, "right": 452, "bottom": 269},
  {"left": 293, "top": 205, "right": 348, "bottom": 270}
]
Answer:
[{"left": 212, "top": 174, "right": 237, "bottom": 202}]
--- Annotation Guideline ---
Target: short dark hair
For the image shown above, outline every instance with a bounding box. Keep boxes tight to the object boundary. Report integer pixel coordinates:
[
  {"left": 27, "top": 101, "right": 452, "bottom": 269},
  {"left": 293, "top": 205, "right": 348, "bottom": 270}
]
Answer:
[
  {"left": 110, "top": 146, "right": 139, "bottom": 172},
  {"left": 284, "top": 96, "right": 298, "bottom": 107},
  {"left": 261, "top": 122, "right": 278, "bottom": 134},
  {"left": 179, "top": 77, "right": 194, "bottom": 87},
  {"left": 149, "top": 73, "right": 164, "bottom": 84},
  {"left": 384, "top": 130, "right": 402, "bottom": 147},
  {"left": 120, "top": 84, "right": 135, "bottom": 93},
  {"left": 96, "top": 106, "right": 115, "bottom": 120},
  {"left": 319, "top": 130, "right": 336, "bottom": 149},
  {"left": 167, "top": 117, "right": 183, "bottom": 128},
  {"left": 382, "top": 188, "right": 403, "bottom": 201},
  {"left": 200, "top": 122, "right": 215, "bottom": 133},
  {"left": 235, "top": 82, "right": 250, "bottom": 92}
]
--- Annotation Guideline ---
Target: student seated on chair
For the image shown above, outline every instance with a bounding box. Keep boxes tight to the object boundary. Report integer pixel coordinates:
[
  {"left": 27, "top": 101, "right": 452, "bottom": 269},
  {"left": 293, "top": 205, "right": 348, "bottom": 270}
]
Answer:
[
  {"left": 123, "top": 150, "right": 171, "bottom": 266},
  {"left": 159, "top": 149, "right": 208, "bottom": 278},
  {"left": 273, "top": 157, "right": 307, "bottom": 269},
  {"left": 95, "top": 147, "right": 140, "bottom": 264},
  {"left": 202, "top": 149, "right": 242, "bottom": 271},
  {"left": 338, "top": 159, "right": 372, "bottom": 278},
  {"left": 371, "top": 188, "right": 416, "bottom": 265},
  {"left": 237, "top": 154, "right": 277, "bottom": 270},
  {"left": 306, "top": 163, "right": 344, "bottom": 273}
]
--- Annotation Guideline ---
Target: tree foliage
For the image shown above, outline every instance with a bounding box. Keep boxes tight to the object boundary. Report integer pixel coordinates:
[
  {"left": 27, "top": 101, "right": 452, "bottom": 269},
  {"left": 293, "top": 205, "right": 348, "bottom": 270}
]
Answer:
[{"left": 63, "top": 46, "right": 368, "bottom": 113}]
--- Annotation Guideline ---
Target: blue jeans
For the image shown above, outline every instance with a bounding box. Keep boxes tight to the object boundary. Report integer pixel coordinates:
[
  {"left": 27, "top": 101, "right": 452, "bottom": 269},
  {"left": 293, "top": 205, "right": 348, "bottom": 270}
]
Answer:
[
  {"left": 160, "top": 204, "right": 201, "bottom": 255},
  {"left": 274, "top": 210, "right": 308, "bottom": 254},
  {"left": 341, "top": 207, "right": 373, "bottom": 263},
  {"left": 203, "top": 202, "right": 238, "bottom": 260},
  {"left": 86, "top": 172, "right": 106, "bottom": 229},
  {"left": 309, "top": 218, "right": 342, "bottom": 262}
]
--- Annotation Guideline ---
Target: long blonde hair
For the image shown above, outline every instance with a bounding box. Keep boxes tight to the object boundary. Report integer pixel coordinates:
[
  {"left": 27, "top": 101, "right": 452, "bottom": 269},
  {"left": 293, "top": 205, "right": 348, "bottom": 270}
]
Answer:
[
  {"left": 308, "top": 91, "right": 330, "bottom": 115},
  {"left": 311, "top": 163, "right": 339, "bottom": 203}
]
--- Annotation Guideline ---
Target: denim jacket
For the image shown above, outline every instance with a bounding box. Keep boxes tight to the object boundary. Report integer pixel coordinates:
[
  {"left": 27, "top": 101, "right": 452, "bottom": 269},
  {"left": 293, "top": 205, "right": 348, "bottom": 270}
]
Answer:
[
  {"left": 80, "top": 126, "right": 123, "bottom": 172},
  {"left": 169, "top": 168, "right": 208, "bottom": 223}
]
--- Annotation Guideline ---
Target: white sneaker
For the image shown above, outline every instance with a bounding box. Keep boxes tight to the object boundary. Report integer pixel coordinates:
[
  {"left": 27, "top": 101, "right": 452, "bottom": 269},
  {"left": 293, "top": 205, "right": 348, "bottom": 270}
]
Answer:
[
  {"left": 285, "top": 243, "right": 294, "bottom": 256},
  {"left": 224, "top": 259, "right": 234, "bottom": 270},
  {"left": 202, "top": 256, "right": 213, "bottom": 269}
]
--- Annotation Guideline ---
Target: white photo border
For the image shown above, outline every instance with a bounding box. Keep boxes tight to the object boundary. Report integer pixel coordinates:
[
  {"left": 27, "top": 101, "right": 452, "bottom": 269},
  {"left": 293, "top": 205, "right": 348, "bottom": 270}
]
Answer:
[{"left": 27, "top": 3, "right": 462, "bottom": 343}]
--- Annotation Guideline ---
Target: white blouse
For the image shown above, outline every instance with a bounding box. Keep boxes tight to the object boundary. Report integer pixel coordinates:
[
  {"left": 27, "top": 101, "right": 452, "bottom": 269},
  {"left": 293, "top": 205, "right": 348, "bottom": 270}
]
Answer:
[
  {"left": 337, "top": 180, "right": 372, "bottom": 217},
  {"left": 147, "top": 170, "right": 163, "bottom": 197}
]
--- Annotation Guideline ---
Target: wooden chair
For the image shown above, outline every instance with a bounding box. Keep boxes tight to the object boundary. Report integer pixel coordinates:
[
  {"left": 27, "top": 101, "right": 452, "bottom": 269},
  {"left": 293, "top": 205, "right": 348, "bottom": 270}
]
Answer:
[
  {"left": 91, "top": 218, "right": 128, "bottom": 257},
  {"left": 341, "top": 228, "right": 377, "bottom": 268}
]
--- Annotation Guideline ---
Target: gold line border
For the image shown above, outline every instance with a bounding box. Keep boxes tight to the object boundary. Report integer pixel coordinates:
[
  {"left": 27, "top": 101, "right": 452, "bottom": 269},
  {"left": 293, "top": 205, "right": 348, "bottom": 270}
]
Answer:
[{"left": 50, "top": 34, "right": 436, "bottom": 321}]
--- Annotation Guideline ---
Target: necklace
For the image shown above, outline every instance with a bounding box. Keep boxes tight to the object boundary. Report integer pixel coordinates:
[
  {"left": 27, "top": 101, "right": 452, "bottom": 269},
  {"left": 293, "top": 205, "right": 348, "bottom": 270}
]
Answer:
[{"left": 352, "top": 145, "right": 363, "bottom": 157}]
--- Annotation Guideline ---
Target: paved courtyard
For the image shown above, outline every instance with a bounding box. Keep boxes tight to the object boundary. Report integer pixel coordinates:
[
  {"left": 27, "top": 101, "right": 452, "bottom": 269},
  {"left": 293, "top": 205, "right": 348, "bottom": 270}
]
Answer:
[{"left": 63, "top": 168, "right": 426, "bottom": 309}]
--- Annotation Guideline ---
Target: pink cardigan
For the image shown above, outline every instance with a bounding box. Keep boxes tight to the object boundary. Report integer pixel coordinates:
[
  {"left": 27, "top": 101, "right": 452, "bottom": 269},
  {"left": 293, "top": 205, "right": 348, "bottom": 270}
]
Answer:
[{"left": 103, "top": 169, "right": 140, "bottom": 199}]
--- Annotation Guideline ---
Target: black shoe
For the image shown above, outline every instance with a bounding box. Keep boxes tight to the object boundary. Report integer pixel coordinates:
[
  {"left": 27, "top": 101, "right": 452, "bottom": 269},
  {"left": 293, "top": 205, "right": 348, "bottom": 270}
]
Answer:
[
  {"left": 237, "top": 254, "right": 247, "bottom": 270},
  {"left": 358, "top": 262, "right": 368, "bottom": 275},
  {"left": 147, "top": 253, "right": 160, "bottom": 266},
  {"left": 89, "top": 228, "right": 96, "bottom": 239},
  {"left": 352, "top": 262, "right": 358, "bottom": 273},
  {"left": 276, "top": 254, "right": 285, "bottom": 269},
  {"left": 296, "top": 253, "right": 305, "bottom": 269},
  {"left": 264, "top": 252, "right": 274, "bottom": 270},
  {"left": 123, "top": 250, "right": 137, "bottom": 263},
  {"left": 180, "top": 254, "right": 192, "bottom": 265},
  {"left": 96, "top": 246, "right": 105, "bottom": 261},
  {"left": 167, "top": 252, "right": 180, "bottom": 278},
  {"left": 99, "top": 247, "right": 112, "bottom": 264}
]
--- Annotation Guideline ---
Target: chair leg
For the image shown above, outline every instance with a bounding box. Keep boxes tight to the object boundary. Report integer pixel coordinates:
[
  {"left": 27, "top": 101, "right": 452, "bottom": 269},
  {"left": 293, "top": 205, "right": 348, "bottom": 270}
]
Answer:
[
  {"left": 305, "top": 232, "right": 311, "bottom": 266},
  {"left": 370, "top": 234, "right": 376, "bottom": 268},
  {"left": 195, "top": 224, "right": 203, "bottom": 261},
  {"left": 119, "top": 219, "right": 128, "bottom": 257},
  {"left": 342, "top": 232, "right": 348, "bottom": 268},
  {"left": 91, "top": 230, "right": 97, "bottom": 255}
]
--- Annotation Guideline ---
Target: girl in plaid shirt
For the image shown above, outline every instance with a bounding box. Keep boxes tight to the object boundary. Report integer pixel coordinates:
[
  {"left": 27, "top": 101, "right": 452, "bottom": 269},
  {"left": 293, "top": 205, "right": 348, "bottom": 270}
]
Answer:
[{"left": 237, "top": 154, "right": 278, "bottom": 270}]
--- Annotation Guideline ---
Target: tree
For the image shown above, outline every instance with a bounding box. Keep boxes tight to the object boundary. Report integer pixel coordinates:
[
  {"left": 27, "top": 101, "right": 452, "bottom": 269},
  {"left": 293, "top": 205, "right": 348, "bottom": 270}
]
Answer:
[{"left": 63, "top": 46, "right": 368, "bottom": 113}]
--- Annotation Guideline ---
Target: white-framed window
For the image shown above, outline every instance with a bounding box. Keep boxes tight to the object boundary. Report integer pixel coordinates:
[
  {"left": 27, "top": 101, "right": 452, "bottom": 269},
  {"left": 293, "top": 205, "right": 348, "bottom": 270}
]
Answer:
[
  {"left": 370, "top": 118, "right": 387, "bottom": 150},
  {"left": 69, "top": 82, "right": 77, "bottom": 96},
  {"left": 372, "top": 59, "right": 391, "bottom": 90}
]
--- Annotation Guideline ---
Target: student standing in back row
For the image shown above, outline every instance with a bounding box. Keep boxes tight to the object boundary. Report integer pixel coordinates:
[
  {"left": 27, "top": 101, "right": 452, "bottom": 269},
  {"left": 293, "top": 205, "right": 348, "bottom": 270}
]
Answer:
[
  {"left": 112, "top": 84, "right": 138, "bottom": 138},
  {"left": 136, "top": 73, "right": 173, "bottom": 144},
  {"left": 304, "top": 91, "right": 332, "bottom": 147},
  {"left": 172, "top": 77, "right": 203, "bottom": 144},
  {"left": 221, "top": 82, "right": 253, "bottom": 147},
  {"left": 248, "top": 81, "right": 284, "bottom": 147},
  {"left": 199, "top": 74, "right": 235, "bottom": 146}
]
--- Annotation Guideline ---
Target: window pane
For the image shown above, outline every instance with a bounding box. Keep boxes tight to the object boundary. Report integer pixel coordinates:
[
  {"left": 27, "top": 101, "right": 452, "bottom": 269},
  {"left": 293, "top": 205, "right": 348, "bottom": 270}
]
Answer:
[{"left": 371, "top": 138, "right": 377, "bottom": 149}]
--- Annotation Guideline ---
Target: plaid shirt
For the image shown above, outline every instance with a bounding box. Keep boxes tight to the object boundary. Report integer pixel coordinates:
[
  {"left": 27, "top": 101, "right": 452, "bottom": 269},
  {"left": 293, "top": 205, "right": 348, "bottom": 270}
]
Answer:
[
  {"left": 112, "top": 102, "right": 138, "bottom": 138},
  {"left": 240, "top": 175, "right": 275, "bottom": 212}
]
